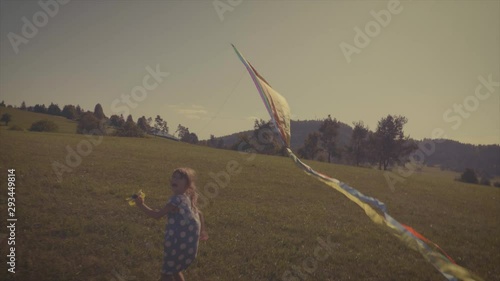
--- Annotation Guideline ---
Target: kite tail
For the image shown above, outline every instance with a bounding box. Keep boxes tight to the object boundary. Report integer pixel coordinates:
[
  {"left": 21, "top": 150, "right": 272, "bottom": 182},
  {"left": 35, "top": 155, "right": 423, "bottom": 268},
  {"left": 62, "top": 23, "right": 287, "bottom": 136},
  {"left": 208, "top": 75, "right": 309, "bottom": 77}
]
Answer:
[
  {"left": 285, "top": 148, "right": 484, "bottom": 281},
  {"left": 402, "top": 224, "right": 456, "bottom": 264},
  {"left": 231, "top": 44, "right": 484, "bottom": 281}
]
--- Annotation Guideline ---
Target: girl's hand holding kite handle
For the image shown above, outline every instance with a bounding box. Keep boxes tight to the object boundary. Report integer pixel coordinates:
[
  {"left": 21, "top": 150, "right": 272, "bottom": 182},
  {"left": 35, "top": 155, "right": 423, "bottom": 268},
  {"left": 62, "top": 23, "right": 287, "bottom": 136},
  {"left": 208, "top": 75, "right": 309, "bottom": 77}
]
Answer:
[
  {"left": 135, "top": 195, "right": 179, "bottom": 220},
  {"left": 133, "top": 194, "right": 144, "bottom": 206}
]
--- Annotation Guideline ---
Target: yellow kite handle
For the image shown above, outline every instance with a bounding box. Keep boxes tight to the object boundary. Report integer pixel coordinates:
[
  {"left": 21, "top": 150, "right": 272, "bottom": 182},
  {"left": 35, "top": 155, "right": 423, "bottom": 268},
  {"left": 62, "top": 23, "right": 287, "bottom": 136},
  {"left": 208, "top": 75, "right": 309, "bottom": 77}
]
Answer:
[{"left": 126, "top": 190, "right": 146, "bottom": 206}]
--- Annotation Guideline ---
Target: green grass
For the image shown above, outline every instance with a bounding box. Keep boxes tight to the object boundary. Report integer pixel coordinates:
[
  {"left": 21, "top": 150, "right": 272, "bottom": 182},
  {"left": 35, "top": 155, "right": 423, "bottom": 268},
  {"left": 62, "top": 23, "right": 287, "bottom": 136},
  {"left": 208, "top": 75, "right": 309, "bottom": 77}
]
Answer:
[
  {"left": 0, "top": 130, "right": 499, "bottom": 281},
  {"left": 0, "top": 107, "right": 77, "bottom": 134}
]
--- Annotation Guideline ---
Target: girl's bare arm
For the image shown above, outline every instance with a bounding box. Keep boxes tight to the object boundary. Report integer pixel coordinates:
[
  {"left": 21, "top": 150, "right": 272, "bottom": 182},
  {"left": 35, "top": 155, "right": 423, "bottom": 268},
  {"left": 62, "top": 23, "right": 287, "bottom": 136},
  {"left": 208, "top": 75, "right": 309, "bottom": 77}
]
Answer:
[
  {"left": 199, "top": 211, "right": 208, "bottom": 241},
  {"left": 135, "top": 196, "right": 177, "bottom": 219}
]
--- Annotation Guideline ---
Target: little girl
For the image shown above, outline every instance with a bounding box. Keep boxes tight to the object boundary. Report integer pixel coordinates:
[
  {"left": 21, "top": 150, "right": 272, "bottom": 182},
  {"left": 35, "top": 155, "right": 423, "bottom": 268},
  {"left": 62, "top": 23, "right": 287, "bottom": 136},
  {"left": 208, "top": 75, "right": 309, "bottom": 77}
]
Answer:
[{"left": 135, "top": 168, "right": 208, "bottom": 281}]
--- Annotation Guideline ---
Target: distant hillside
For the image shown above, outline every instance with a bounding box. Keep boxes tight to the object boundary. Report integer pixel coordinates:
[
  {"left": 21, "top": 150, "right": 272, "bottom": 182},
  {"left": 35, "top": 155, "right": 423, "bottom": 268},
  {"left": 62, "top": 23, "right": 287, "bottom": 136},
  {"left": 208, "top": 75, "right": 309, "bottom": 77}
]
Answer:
[
  {"left": 0, "top": 107, "right": 77, "bottom": 134},
  {"left": 217, "top": 119, "right": 353, "bottom": 150},
  {"left": 290, "top": 120, "right": 352, "bottom": 149},
  {"left": 421, "top": 139, "right": 500, "bottom": 176},
  {"left": 215, "top": 119, "right": 499, "bottom": 176}
]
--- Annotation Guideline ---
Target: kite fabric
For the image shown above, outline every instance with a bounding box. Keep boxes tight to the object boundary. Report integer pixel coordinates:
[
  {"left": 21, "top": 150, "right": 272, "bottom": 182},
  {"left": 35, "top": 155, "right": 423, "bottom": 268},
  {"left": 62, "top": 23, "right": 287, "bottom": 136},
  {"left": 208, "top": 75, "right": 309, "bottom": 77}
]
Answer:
[
  {"left": 231, "top": 44, "right": 291, "bottom": 147},
  {"left": 231, "top": 44, "right": 484, "bottom": 281}
]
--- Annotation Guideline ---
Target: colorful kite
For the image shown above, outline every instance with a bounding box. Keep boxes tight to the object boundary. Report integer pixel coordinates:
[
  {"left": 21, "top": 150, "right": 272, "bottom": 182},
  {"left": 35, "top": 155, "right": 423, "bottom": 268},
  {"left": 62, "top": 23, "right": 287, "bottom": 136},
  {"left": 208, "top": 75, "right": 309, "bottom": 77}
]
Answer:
[{"left": 232, "top": 44, "right": 484, "bottom": 281}]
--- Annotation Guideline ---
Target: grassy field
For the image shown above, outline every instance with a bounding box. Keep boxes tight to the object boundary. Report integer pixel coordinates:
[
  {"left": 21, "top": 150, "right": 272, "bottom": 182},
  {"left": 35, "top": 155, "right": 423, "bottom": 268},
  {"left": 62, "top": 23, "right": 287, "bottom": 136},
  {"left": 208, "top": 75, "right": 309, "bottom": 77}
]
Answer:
[
  {"left": 0, "top": 127, "right": 499, "bottom": 281},
  {"left": 0, "top": 107, "right": 77, "bottom": 134}
]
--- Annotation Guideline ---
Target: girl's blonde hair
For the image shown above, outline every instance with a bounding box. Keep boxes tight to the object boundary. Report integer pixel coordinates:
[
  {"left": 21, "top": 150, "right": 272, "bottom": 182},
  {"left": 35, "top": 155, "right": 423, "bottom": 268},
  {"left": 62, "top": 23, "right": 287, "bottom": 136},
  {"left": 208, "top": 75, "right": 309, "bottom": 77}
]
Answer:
[{"left": 172, "top": 167, "right": 199, "bottom": 214}]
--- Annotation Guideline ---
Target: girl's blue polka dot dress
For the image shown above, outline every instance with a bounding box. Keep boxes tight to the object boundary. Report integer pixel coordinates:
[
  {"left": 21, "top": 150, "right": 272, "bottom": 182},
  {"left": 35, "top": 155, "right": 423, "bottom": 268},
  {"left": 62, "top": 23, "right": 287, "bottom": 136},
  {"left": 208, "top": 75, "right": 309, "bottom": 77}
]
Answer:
[{"left": 162, "top": 194, "right": 201, "bottom": 274}]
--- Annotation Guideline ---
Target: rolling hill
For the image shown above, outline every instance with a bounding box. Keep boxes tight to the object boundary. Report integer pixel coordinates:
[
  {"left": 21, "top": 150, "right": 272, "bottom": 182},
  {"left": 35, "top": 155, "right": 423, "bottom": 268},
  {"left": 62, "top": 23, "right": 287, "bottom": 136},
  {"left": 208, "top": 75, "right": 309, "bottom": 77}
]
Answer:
[
  {"left": 215, "top": 119, "right": 499, "bottom": 176},
  {"left": 217, "top": 119, "right": 353, "bottom": 150},
  {"left": 0, "top": 127, "right": 498, "bottom": 280},
  {"left": 0, "top": 107, "right": 77, "bottom": 134}
]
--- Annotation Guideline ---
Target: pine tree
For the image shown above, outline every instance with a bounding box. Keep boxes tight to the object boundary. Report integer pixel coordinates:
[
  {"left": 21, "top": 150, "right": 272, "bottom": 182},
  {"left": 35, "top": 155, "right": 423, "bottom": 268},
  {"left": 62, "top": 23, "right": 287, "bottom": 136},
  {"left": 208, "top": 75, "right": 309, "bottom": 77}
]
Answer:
[{"left": 93, "top": 103, "right": 106, "bottom": 120}]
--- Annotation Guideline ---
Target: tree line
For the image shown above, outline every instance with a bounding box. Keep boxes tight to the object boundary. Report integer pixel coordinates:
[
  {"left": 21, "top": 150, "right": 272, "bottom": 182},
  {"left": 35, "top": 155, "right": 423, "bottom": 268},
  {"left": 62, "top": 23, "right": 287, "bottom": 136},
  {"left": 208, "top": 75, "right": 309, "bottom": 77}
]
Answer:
[
  {"left": 2, "top": 101, "right": 201, "bottom": 143},
  {"left": 0, "top": 103, "right": 420, "bottom": 172},
  {"left": 218, "top": 114, "right": 418, "bottom": 172},
  {"left": 232, "top": 114, "right": 499, "bottom": 187},
  {"left": 295, "top": 114, "right": 417, "bottom": 170},
  {"left": 3, "top": 100, "right": 497, "bottom": 185}
]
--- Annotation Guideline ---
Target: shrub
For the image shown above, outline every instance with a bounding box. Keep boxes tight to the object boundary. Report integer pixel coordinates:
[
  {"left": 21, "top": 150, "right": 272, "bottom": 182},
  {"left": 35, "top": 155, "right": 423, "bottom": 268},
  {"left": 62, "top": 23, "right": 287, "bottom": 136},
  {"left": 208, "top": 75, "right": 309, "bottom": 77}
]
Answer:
[
  {"left": 77, "top": 112, "right": 105, "bottom": 135},
  {"left": 459, "top": 168, "right": 479, "bottom": 184},
  {"left": 29, "top": 120, "right": 58, "bottom": 132},
  {"left": 479, "top": 178, "right": 491, "bottom": 186},
  {"left": 114, "top": 121, "right": 144, "bottom": 138},
  {"left": 1, "top": 113, "right": 12, "bottom": 126},
  {"left": 494, "top": 182, "right": 500, "bottom": 188},
  {"left": 9, "top": 125, "right": 23, "bottom": 131}
]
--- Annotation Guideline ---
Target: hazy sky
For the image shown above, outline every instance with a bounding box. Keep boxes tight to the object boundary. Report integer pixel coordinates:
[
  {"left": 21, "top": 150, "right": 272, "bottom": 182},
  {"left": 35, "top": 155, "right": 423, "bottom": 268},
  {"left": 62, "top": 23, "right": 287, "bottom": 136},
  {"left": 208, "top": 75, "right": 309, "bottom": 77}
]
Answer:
[{"left": 1, "top": 0, "right": 499, "bottom": 144}]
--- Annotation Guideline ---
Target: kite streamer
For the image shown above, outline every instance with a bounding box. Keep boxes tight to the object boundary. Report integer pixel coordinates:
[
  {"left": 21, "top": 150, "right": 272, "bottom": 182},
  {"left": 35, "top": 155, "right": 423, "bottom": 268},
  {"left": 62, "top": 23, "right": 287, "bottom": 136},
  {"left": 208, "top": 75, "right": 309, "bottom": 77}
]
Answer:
[{"left": 232, "top": 44, "right": 484, "bottom": 281}]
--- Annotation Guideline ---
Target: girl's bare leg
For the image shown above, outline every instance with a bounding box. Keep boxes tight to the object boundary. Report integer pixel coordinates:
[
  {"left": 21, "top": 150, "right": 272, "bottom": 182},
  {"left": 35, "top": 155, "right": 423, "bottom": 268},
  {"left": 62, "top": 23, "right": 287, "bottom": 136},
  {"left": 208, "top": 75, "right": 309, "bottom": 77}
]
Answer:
[{"left": 174, "top": 272, "right": 185, "bottom": 281}]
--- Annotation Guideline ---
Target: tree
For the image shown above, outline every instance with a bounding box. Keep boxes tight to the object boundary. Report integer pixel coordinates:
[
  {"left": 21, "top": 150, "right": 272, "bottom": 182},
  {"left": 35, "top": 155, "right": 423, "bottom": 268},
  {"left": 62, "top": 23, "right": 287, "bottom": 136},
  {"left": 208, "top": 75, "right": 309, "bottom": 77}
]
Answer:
[
  {"left": 319, "top": 115, "right": 340, "bottom": 163},
  {"left": 187, "top": 132, "right": 199, "bottom": 144},
  {"left": 176, "top": 124, "right": 198, "bottom": 144},
  {"left": 1, "top": 113, "right": 12, "bottom": 126},
  {"left": 47, "top": 103, "right": 62, "bottom": 116},
  {"left": 109, "top": 114, "right": 125, "bottom": 128},
  {"left": 217, "top": 138, "right": 225, "bottom": 149},
  {"left": 20, "top": 101, "right": 26, "bottom": 110},
  {"left": 209, "top": 135, "right": 217, "bottom": 147},
  {"left": 30, "top": 120, "right": 58, "bottom": 132},
  {"left": 460, "top": 168, "right": 479, "bottom": 184},
  {"left": 93, "top": 103, "right": 106, "bottom": 120},
  {"left": 154, "top": 115, "right": 168, "bottom": 134},
  {"left": 62, "top": 105, "right": 78, "bottom": 120},
  {"left": 34, "top": 104, "right": 47, "bottom": 113},
  {"left": 77, "top": 112, "right": 105, "bottom": 135},
  {"left": 370, "top": 115, "right": 416, "bottom": 170},
  {"left": 0, "top": 100, "right": 5, "bottom": 107},
  {"left": 208, "top": 135, "right": 224, "bottom": 148},
  {"left": 348, "top": 121, "right": 370, "bottom": 166},
  {"left": 232, "top": 133, "right": 251, "bottom": 151},
  {"left": 176, "top": 124, "right": 189, "bottom": 139},
  {"left": 137, "top": 116, "right": 151, "bottom": 133},
  {"left": 147, "top": 117, "right": 153, "bottom": 130},
  {"left": 75, "top": 105, "right": 83, "bottom": 117},
  {"left": 298, "top": 132, "right": 321, "bottom": 160},
  {"left": 115, "top": 115, "right": 144, "bottom": 137},
  {"left": 251, "top": 119, "right": 281, "bottom": 155}
]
